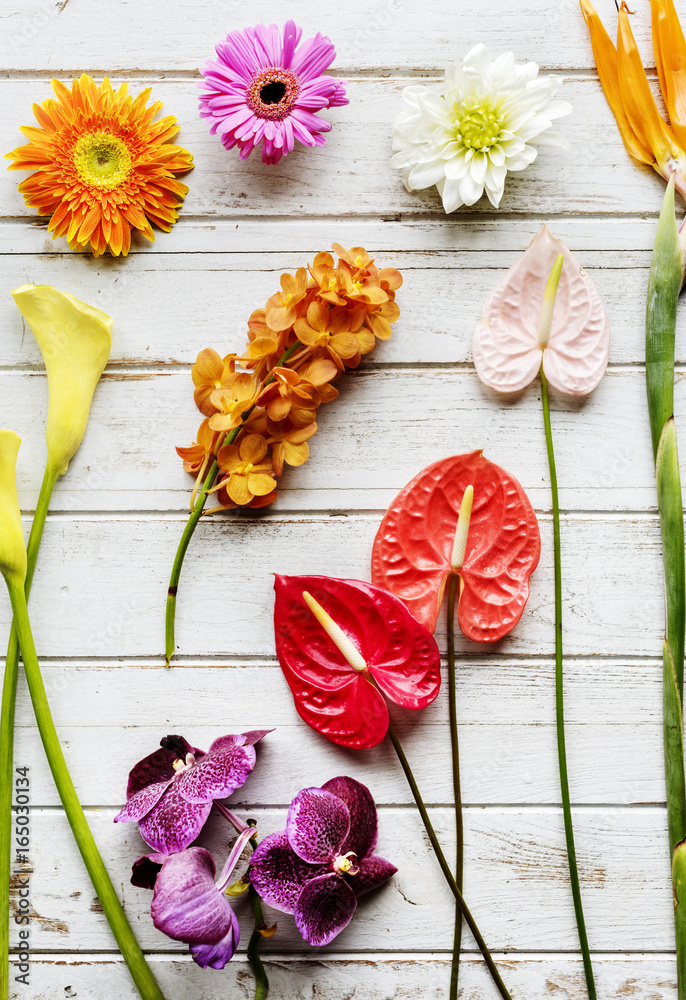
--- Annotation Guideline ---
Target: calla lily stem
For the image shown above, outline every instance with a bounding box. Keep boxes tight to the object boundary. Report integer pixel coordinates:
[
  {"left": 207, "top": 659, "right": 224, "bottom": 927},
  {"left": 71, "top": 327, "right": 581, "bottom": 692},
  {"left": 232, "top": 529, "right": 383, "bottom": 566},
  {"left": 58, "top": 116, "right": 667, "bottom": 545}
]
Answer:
[
  {"left": 540, "top": 369, "right": 596, "bottom": 1000},
  {"left": 387, "top": 720, "right": 512, "bottom": 1000},
  {"left": 0, "top": 462, "right": 58, "bottom": 1000},
  {"left": 446, "top": 572, "right": 463, "bottom": 1000},
  {"left": 165, "top": 341, "right": 302, "bottom": 666},
  {"left": 4, "top": 579, "right": 164, "bottom": 1000}
]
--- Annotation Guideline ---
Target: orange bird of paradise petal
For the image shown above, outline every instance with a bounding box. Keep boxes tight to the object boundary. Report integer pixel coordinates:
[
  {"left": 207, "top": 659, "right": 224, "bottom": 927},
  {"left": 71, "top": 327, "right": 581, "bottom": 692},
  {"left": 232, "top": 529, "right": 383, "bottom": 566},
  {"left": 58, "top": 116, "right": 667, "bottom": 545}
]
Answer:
[
  {"left": 6, "top": 74, "right": 193, "bottom": 257},
  {"left": 581, "top": 0, "right": 686, "bottom": 198}
]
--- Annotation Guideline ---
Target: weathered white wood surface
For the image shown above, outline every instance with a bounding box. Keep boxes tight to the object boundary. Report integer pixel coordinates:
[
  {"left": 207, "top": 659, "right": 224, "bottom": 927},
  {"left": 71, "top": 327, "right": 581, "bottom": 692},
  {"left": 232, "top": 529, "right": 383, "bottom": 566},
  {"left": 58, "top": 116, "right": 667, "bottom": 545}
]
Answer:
[{"left": 1, "top": 0, "right": 682, "bottom": 996}]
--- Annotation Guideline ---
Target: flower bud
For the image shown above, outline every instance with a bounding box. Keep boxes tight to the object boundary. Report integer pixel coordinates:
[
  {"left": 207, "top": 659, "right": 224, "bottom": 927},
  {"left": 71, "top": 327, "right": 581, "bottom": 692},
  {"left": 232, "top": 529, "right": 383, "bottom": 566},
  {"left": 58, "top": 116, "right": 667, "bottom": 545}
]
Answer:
[
  {"left": 11, "top": 284, "right": 113, "bottom": 477},
  {"left": 0, "top": 430, "right": 27, "bottom": 588}
]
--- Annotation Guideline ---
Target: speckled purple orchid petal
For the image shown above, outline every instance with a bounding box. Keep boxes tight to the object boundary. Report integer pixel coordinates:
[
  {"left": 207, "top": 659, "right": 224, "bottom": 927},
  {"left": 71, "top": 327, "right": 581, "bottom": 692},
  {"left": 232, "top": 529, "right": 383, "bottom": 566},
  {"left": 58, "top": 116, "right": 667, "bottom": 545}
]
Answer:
[
  {"left": 138, "top": 781, "right": 212, "bottom": 854},
  {"left": 114, "top": 778, "right": 172, "bottom": 825},
  {"left": 321, "top": 776, "right": 378, "bottom": 859},
  {"left": 125, "top": 736, "right": 204, "bottom": 798},
  {"left": 177, "top": 740, "right": 257, "bottom": 805},
  {"left": 236, "top": 729, "right": 273, "bottom": 746},
  {"left": 130, "top": 852, "right": 169, "bottom": 890},
  {"left": 293, "top": 872, "right": 357, "bottom": 946},
  {"left": 287, "top": 787, "right": 350, "bottom": 864},
  {"left": 190, "top": 914, "right": 240, "bottom": 970},
  {"left": 151, "top": 847, "right": 237, "bottom": 952},
  {"left": 249, "top": 831, "right": 328, "bottom": 914},
  {"left": 352, "top": 855, "right": 398, "bottom": 897}
]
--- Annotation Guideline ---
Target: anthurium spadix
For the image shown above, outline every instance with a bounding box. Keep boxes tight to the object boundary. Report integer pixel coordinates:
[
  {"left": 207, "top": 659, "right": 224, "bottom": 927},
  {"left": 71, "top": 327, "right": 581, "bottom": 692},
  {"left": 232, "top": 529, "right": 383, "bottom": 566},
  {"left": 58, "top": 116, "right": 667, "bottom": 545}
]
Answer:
[
  {"left": 472, "top": 226, "right": 610, "bottom": 394},
  {"left": 11, "top": 283, "right": 112, "bottom": 477}
]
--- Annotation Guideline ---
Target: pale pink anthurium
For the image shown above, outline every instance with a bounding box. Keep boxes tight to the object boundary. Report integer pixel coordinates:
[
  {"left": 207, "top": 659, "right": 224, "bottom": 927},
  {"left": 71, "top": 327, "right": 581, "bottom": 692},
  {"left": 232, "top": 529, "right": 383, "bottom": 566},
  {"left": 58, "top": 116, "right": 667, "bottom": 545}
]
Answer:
[{"left": 472, "top": 226, "right": 610, "bottom": 395}]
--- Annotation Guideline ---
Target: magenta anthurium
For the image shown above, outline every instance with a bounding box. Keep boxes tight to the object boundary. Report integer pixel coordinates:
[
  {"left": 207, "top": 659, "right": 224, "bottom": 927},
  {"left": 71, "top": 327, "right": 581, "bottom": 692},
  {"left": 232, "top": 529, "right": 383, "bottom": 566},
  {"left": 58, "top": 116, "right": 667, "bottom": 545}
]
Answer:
[
  {"left": 250, "top": 776, "right": 396, "bottom": 946},
  {"left": 273, "top": 574, "right": 441, "bottom": 749},
  {"left": 115, "top": 732, "right": 270, "bottom": 854}
]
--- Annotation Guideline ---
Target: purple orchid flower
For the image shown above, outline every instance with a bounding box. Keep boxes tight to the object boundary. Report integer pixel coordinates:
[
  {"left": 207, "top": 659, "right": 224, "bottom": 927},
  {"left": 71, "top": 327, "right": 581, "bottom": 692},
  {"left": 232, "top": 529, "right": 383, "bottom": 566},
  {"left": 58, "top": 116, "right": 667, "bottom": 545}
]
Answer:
[
  {"left": 249, "top": 776, "right": 397, "bottom": 946},
  {"left": 150, "top": 826, "right": 255, "bottom": 969},
  {"left": 114, "top": 731, "right": 269, "bottom": 854}
]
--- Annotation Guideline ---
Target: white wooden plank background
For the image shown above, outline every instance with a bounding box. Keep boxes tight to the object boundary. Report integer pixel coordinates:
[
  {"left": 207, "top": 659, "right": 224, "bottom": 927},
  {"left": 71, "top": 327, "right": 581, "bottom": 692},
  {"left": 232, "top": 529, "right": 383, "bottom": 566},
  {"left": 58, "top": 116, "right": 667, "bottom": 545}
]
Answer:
[{"left": 0, "top": 0, "right": 679, "bottom": 996}]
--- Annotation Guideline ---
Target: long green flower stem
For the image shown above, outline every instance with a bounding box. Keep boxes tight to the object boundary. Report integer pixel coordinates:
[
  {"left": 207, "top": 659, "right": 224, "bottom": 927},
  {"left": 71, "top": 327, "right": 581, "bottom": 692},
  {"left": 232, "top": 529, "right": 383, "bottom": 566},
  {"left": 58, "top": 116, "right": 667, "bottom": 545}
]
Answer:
[
  {"left": 247, "top": 831, "right": 269, "bottom": 1000},
  {"left": 387, "top": 721, "right": 512, "bottom": 1000},
  {"left": 165, "top": 341, "right": 302, "bottom": 666},
  {"left": 540, "top": 369, "right": 596, "bottom": 1000},
  {"left": 646, "top": 177, "right": 686, "bottom": 999},
  {"left": 446, "top": 573, "right": 463, "bottom": 1000},
  {"left": 4, "top": 578, "right": 164, "bottom": 1000},
  {"left": 0, "top": 463, "right": 57, "bottom": 1000}
]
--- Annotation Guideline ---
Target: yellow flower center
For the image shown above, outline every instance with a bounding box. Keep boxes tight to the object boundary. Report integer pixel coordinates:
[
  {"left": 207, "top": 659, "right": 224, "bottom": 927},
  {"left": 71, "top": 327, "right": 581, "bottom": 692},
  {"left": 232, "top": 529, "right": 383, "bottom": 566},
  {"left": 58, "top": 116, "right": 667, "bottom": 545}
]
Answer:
[
  {"left": 333, "top": 851, "right": 360, "bottom": 875},
  {"left": 73, "top": 131, "right": 132, "bottom": 190},
  {"left": 455, "top": 101, "right": 503, "bottom": 151},
  {"left": 235, "top": 461, "right": 254, "bottom": 475}
]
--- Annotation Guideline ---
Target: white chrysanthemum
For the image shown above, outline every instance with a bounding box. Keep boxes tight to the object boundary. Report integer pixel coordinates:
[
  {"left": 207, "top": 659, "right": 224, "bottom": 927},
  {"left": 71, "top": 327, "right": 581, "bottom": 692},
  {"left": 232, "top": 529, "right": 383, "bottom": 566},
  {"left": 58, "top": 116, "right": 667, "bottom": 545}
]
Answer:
[{"left": 391, "top": 44, "right": 572, "bottom": 213}]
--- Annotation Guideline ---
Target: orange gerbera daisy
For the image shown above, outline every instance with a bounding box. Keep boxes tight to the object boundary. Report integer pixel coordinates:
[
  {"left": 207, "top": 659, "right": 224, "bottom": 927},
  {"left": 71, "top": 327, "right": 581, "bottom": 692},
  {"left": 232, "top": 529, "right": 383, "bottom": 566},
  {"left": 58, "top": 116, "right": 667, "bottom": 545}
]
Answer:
[{"left": 6, "top": 74, "right": 193, "bottom": 257}]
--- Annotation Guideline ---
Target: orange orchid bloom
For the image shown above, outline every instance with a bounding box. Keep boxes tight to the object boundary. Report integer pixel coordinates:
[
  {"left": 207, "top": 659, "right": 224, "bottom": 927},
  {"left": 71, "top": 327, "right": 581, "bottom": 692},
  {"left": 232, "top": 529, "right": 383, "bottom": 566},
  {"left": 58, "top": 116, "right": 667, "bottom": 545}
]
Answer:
[
  {"left": 192, "top": 348, "right": 238, "bottom": 416},
  {"left": 215, "top": 433, "right": 277, "bottom": 506},
  {"left": 581, "top": 0, "right": 686, "bottom": 197},
  {"left": 331, "top": 243, "right": 377, "bottom": 273},
  {"left": 265, "top": 268, "right": 311, "bottom": 331},
  {"left": 295, "top": 301, "right": 366, "bottom": 370},
  {"left": 364, "top": 299, "right": 401, "bottom": 341},
  {"left": 208, "top": 373, "right": 259, "bottom": 432},
  {"left": 267, "top": 422, "right": 318, "bottom": 477},
  {"left": 309, "top": 251, "right": 348, "bottom": 306},
  {"left": 175, "top": 418, "right": 221, "bottom": 474},
  {"left": 259, "top": 357, "right": 339, "bottom": 426}
]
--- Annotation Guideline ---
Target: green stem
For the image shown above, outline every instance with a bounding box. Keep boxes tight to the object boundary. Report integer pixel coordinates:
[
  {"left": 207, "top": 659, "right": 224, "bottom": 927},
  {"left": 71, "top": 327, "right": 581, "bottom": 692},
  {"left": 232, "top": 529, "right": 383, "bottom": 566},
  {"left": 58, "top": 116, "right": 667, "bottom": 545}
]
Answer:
[
  {"left": 447, "top": 573, "right": 463, "bottom": 1000},
  {"left": 645, "top": 180, "right": 686, "bottom": 1000},
  {"left": 540, "top": 370, "right": 596, "bottom": 1000},
  {"left": 387, "top": 721, "right": 512, "bottom": 1000},
  {"left": 165, "top": 341, "right": 302, "bottom": 666},
  {"left": 1, "top": 463, "right": 58, "bottom": 1000},
  {"left": 4, "top": 578, "right": 164, "bottom": 1000},
  {"left": 247, "top": 833, "right": 269, "bottom": 1000}
]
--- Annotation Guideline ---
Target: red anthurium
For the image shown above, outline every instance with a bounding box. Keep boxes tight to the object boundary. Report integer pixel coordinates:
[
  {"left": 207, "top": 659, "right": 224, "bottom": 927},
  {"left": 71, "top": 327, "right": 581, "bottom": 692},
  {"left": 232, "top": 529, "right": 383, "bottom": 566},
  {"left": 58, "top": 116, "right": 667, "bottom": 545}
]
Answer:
[
  {"left": 273, "top": 574, "right": 441, "bottom": 749},
  {"left": 371, "top": 451, "right": 540, "bottom": 641}
]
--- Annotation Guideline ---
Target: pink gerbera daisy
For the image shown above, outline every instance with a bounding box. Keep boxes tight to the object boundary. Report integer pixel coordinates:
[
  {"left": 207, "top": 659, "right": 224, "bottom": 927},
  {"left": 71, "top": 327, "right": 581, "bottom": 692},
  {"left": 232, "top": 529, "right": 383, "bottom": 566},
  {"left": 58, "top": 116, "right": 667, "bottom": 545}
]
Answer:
[{"left": 198, "top": 21, "right": 348, "bottom": 165}]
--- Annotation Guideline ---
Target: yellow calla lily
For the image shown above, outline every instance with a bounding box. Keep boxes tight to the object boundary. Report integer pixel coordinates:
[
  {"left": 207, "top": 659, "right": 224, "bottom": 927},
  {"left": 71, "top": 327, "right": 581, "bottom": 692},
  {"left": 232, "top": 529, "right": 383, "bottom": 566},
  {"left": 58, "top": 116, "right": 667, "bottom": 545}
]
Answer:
[
  {"left": 0, "top": 430, "right": 27, "bottom": 589},
  {"left": 581, "top": 0, "right": 686, "bottom": 199},
  {"left": 11, "top": 284, "right": 112, "bottom": 477}
]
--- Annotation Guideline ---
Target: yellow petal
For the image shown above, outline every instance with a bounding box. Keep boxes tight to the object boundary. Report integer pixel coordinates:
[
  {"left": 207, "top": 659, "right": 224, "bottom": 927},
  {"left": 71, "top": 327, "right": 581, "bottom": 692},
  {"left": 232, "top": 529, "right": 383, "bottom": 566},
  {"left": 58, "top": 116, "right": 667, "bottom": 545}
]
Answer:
[
  {"left": 617, "top": 4, "right": 680, "bottom": 166},
  {"left": 192, "top": 348, "right": 224, "bottom": 386},
  {"left": 0, "top": 430, "right": 27, "bottom": 588},
  {"left": 240, "top": 433, "right": 268, "bottom": 464},
  {"left": 247, "top": 472, "right": 277, "bottom": 496},
  {"left": 651, "top": 0, "right": 686, "bottom": 149},
  {"left": 227, "top": 473, "right": 252, "bottom": 506},
  {"left": 283, "top": 441, "right": 309, "bottom": 467},
  {"left": 11, "top": 285, "right": 112, "bottom": 477},
  {"left": 580, "top": 0, "right": 654, "bottom": 164}
]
